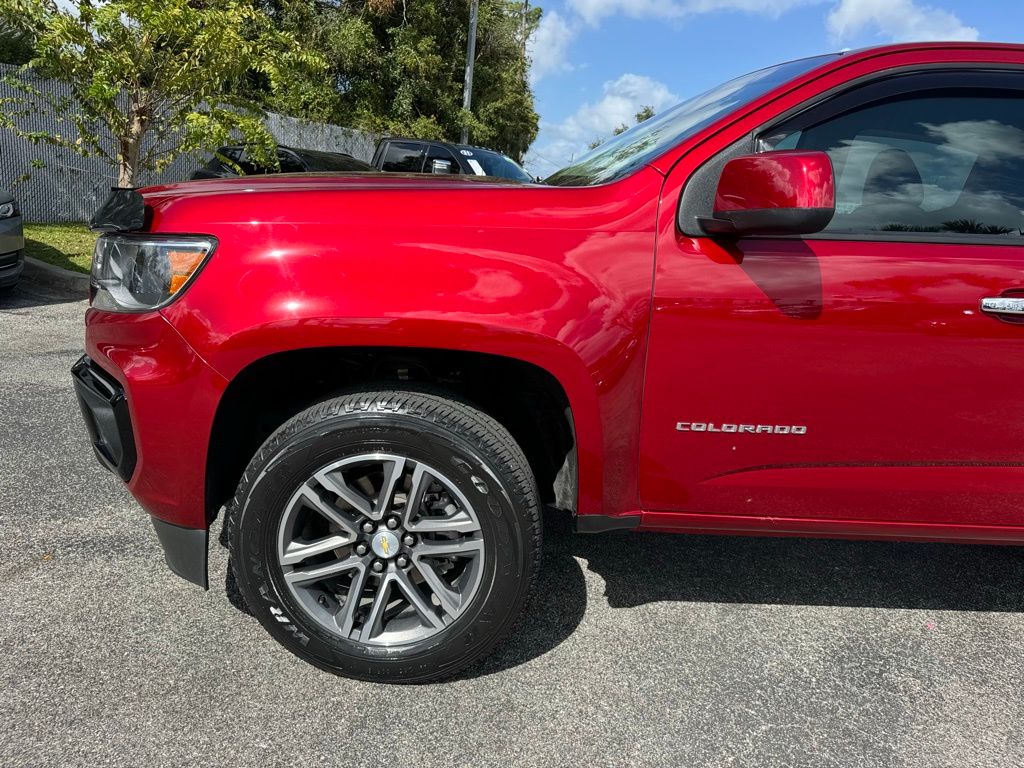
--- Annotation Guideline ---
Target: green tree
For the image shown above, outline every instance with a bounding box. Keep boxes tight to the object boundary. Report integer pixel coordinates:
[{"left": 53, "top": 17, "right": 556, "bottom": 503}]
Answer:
[
  {"left": 257, "top": 0, "right": 540, "bottom": 162},
  {"left": 0, "top": 10, "right": 35, "bottom": 65},
  {"left": 1, "top": 0, "right": 324, "bottom": 187}
]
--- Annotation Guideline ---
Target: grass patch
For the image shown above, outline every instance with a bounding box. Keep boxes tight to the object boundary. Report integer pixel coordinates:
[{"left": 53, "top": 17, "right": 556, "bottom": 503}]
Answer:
[{"left": 24, "top": 223, "right": 97, "bottom": 274}]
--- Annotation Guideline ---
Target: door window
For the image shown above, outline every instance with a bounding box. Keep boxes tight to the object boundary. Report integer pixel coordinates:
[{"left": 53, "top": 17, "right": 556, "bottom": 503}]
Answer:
[
  {"left": 425, "top": 146, "right": 459, "bottom": 174},
  {"left": 763, "top": 85, "right": 1024, "bottom": 239},
  {"left": 381, "top": 142, "right": 426, "bottom": 173}
]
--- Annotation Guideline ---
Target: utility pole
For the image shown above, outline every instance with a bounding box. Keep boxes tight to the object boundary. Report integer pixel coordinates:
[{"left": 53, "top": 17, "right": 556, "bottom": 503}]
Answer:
[
  {"left": 520, "top": 1, "right": 530, "bottom": 61},
  {"left": 460, "top": 0, "right": 479, "bottom": 145}
]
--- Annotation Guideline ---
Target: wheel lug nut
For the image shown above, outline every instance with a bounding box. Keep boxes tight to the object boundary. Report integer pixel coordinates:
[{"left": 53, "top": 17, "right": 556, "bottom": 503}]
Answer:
[
  {"left": 402, "top": 533, "right": 415, "bottom": 547},
  {"left": 386, "top": 517, "right": 400, "bottom": 530},
  {"left": 355, "top": 542, "right": 368, "bottom": 556},
  {"left": 396, "top": 555, "right": 409, "bottom": 568},
  {"left": 361, "top": 521, "right": 374, "bottom": 534},
  {"left": 371, "top": 560, "right": 384, "bottom": 573}
]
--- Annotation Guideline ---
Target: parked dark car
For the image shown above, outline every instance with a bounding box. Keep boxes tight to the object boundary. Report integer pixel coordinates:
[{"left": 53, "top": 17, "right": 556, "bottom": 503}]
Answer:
[
  {"left": 191, "top": 145, "right": 373, "bottom": 180},
  {"left": 0, "top": 190, "right": 25, "bottom": 289},
  {"left": 372, "top": 138, "right": 534, "bottom": 182}
]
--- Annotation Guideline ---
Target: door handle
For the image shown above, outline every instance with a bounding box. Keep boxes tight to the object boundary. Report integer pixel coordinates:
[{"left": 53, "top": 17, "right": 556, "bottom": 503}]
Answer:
[{"left": 981, "top": 297, "right": 1024, "bottom": 316}]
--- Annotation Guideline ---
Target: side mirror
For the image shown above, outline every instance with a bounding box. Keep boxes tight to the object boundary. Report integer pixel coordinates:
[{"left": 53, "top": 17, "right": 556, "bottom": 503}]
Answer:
[
  {"left": 699, "top": 150, "right": 835, "bottom": 237},
  {"left": 431, "top": 159, "right": 454, "bottom": 174}
]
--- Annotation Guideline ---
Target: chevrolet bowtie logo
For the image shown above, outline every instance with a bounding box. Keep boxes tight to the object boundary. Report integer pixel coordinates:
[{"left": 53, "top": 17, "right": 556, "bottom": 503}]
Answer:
[{"left": 378, "top": 534, "right": 391, "bottom": 556}]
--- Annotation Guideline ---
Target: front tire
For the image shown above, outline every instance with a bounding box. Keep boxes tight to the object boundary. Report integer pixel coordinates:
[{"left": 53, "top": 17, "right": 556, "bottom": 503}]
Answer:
[{"left": 226, "top": 389, "right": 542, "bottom": 682}]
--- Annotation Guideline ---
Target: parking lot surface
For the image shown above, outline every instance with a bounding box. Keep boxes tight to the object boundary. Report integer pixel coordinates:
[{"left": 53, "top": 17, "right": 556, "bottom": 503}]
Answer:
[{"left": 2, "top": 275, "right": 1023, "bottom": 767}]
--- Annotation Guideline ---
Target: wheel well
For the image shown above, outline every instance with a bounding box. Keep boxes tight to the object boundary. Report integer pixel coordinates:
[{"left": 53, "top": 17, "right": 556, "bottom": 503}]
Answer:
[{"left": 205, "top": 347, "right": 576, "bottom": 524}]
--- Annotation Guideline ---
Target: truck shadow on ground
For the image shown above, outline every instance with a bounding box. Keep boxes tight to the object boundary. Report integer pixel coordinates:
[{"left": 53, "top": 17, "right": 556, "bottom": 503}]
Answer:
[
  {"left": 0, "top": 274, "right": 84, "bottom": 309},
  {"left": 221, "top": 509, "right": 1024, "bottom": 679},
  {"left": 23, "top": 239, "right": 84, "bottom": 274},
  {"left": 465, "top": 509, "right": 1024, "bottom": 678}
]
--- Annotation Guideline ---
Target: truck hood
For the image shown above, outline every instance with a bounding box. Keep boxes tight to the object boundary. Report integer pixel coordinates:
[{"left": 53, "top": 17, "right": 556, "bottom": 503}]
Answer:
[
  {"left": 134, "top": 165, "right": 663, "bottom": 235},
  {"left": 140, "top": 172, "right": 533, "bottom": 205},
  {"left": 137, "top": 171, "right": 552, "bottom": 232}
]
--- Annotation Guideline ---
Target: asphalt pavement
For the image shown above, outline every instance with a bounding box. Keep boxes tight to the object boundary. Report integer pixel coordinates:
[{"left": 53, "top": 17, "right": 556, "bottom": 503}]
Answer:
[{"left": 2, "top": 274, "right": 1023, "bottom": 767}]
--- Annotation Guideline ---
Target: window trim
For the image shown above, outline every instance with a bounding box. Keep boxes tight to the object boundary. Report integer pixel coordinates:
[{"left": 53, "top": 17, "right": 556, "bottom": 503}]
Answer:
[{"left": 678, "top": 64, "right": 1024, "bottom": 245}]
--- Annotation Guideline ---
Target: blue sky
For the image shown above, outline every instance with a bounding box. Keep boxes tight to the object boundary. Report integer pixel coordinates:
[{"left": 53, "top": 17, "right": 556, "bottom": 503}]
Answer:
[{"left": 523, "top": 0, "right": 1024, "bottom": 175}]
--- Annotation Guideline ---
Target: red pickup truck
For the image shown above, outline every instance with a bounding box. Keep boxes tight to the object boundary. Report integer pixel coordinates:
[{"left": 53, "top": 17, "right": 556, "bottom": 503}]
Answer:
[{"left": 74, "top": 43, "right": 1024, "bottom": 681}]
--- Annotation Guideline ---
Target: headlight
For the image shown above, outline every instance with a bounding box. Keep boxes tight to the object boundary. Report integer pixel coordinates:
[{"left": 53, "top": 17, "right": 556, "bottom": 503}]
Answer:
[
  {"left": 90, "top": 234, "right": 215, "bottom": 312},
  {"left": 0, "top": 202, "right": 16, "bottom": 218}
]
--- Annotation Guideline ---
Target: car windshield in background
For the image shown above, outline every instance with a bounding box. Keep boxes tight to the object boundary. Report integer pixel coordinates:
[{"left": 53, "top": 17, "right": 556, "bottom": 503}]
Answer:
[
  {"left": 463, "top": 149, "right": 534, "bottom": 182},
  {"left": 293, "top": 149, "right": 372, "bottom": 172},
  {"left": 545, "top": 54, "right": 840, "bottom": 187}
]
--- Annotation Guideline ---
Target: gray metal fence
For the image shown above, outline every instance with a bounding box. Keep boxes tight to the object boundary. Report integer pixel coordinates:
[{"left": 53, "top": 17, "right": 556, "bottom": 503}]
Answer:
[
  {"left": 0, "top": 64, "right": 377, "bottom": 222},
  {"left": 266, "top": 111, "right": 376, "bottom": 166}
]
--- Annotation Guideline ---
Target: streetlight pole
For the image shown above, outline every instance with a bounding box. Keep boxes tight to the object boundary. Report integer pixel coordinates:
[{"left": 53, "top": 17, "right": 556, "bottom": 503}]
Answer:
[{"left": 460, "top": 0, "right": 479, "bottom": 145}]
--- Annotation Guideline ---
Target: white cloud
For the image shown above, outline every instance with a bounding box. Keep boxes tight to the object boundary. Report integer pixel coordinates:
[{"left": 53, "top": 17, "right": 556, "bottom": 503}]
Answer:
[
  {"left": 923, "top": 119, "right": 1024, "bottom": 164},
  {"left": 827, "top": 0, "right": 979, "bottom": 42},
  {"left": 531, "top": 0, "right": 979, "bottom": 82},
  {"left": 528, "top": 10, "right": 576, "bottom": 83},
  {"left": 524, "top": 74, "right": 679, "bottom": 173},
  {"left": 530, "top": 0, "right": 827, "bottom": 82}
]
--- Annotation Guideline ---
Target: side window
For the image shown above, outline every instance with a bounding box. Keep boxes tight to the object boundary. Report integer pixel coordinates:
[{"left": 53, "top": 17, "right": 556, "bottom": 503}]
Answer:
[
  {"left": 234, "top": 149, "right": 268, "bottom": 176},
  {"left": 381, "top": 142, "right": 426, "bottom": 173},
  {"left": 426, "top": 146, "right": 459, "bottom": 174},
  {"left": 204, "top": 147, "right": 239, "bottom": 174},
  {"left": 764, "top": 89, "right": 1024, "bottom": 238},
  {"left": 277, "top": 150, "right": 305, "bottom": 174}
]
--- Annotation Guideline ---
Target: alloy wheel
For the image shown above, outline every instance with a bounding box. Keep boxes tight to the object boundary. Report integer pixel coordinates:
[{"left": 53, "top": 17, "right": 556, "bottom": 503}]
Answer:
[{"left": 276, "top": 453, "right": 485, "bottom": 647}]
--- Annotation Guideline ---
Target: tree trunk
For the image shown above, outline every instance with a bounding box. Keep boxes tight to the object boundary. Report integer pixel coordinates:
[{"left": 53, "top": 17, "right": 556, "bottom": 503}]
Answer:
[
  {"left": 118, "top": 101, "right": 148, "bottom": 188},
  {"left": 118, "top": 133, "right": 142, "bottom": 188}
]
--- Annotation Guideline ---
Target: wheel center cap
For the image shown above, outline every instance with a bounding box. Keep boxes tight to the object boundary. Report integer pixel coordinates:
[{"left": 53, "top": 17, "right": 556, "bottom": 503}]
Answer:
[{"left": 370, "top": 530, "right": 401, "bottom": 559}]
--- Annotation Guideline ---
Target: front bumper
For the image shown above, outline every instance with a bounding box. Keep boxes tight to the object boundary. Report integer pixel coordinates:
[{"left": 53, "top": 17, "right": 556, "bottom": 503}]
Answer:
[
  {"left": 73, "top": 354, "right": 210, "bottom": 588},
  {"left": 0, "top": 249, "right": 24, "bottom": 288},
  {"left": 74, "top": 308, "right": 227, "bottom": 588},
  {"left": 0, "top": 213, "right": 25, "bottom": 288}
]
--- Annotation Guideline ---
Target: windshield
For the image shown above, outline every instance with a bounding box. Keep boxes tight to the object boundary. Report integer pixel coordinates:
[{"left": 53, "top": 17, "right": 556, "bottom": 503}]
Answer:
[
  {"left": 462, "top": 148, "right": 534, "bottom": 182},
  {"left": 294, "top": 149, "right": 372, "bottom": 172},
  {"left": 545, "top": 54, "right": 839, "bottom": 187}
]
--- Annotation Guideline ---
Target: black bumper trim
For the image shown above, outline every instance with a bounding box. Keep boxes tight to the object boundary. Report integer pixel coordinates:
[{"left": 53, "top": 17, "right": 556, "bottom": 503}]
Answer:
[
  {"left": 152, "top": 518, "right": 209, "bottom": 590},
  {"left": 575, "top": 513, "right": 642, "bottom": 533},
  {"left": 71, "top": 355, "right": 138, "bottom": 481}
]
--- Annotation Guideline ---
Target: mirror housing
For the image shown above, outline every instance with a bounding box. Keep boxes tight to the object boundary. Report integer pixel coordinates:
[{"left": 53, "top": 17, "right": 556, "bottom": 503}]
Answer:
[
  {"left": 699, "top": 150, "right": 835, "bottom": 237},
  {"left": 431, "top": 159, "right": 454, "bottom": 175}
]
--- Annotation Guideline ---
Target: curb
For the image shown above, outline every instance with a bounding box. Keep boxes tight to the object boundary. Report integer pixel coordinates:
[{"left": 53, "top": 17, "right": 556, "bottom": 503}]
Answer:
[{"left": 22, "top": 256, "right": 90, "bottom": 292}]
